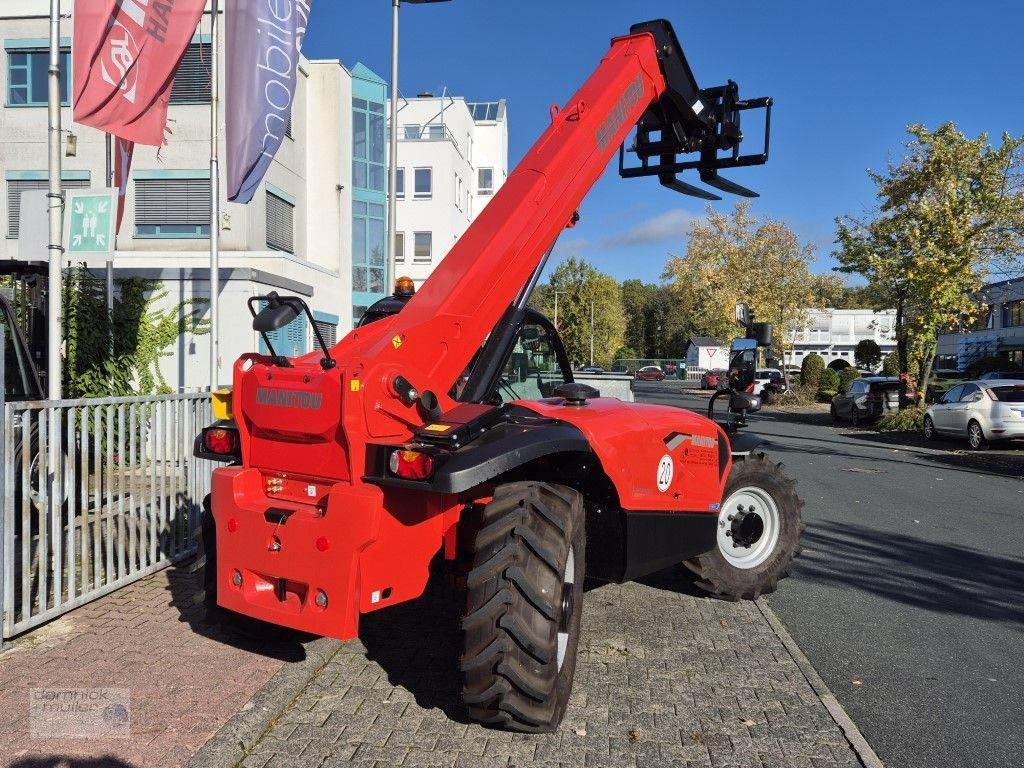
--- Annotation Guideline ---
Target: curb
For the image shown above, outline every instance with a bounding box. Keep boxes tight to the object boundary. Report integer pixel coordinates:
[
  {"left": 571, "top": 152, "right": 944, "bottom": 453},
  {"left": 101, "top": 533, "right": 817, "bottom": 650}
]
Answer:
[
  {"left": 187, "top": 635, "right": 342, "bottom": 768},
  {"left": 756, "top": 599, "right": 885, "bottom": 768}
]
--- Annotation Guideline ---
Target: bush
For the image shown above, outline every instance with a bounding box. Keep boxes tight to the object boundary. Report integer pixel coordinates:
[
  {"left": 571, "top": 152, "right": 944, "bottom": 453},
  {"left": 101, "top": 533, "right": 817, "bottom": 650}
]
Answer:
[
  {"left": 839, "top": 366, "right": 860, "bottom": 388},
  {"left": 876, "top": 407, "right": 925, "bottom": 432},
  {"left": 801, "top": 353, "right": 825, "bottom": 387},
  {"left": 881, "top": 353, "right": 900, "bottom": 376},
  {"left": 855, "top": 339, "right": 883, "bottom": 370},
  {"left": 775, "top": 384, "right": 817, "bottom": 406},
  {"left": 818, "top": 367, "right": 840, "bottom": 393}
]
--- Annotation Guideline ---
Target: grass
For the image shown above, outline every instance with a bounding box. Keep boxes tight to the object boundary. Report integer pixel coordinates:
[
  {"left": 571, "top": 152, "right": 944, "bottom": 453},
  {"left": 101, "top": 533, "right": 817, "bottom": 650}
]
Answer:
[{"left": 876, "top": 407, "right": 925, "bottom": 432}]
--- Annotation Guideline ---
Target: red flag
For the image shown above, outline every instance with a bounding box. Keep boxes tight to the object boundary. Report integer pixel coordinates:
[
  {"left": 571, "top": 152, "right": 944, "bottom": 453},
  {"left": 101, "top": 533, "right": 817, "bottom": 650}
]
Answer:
[
  {"left": 114, "top": 136, "right": 135, "bottom": 232},
  {"left": 73, "top": 0, "right": 206, "bottom": 146}
]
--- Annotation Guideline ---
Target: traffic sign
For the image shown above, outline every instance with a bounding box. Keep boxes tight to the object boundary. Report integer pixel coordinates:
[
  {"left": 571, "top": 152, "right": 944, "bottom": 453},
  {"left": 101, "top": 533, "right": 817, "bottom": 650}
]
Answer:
[{"left": 65, "top": 189, "right": 117, "bottom": 255}]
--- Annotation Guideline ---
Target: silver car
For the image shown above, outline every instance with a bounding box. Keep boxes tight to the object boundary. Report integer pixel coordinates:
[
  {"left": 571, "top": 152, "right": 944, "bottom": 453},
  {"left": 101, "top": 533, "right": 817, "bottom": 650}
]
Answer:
[{"left": 924, "top": 379, "right": 1024, "bottom": 449}]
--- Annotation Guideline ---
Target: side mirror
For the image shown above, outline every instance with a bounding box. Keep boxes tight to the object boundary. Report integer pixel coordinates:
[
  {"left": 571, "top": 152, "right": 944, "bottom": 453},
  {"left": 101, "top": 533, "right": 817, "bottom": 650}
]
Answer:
[
  {"left": 253, "top": 293, "right": 299, "bottom": 333},
  {"left": 729, "top": 392, "right": 761, "bottom": 414},
  {"left": 735, "top": 303, "right": 751, "bottom": 327},
  {"left": 748, "top": 322, "right": 773, "bottom": 348}
]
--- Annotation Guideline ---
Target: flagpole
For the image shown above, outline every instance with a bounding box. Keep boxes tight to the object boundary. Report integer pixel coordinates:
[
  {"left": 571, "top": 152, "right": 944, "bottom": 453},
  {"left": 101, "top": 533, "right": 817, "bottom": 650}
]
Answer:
[
  {"left": 209, "top": 0, "right": 221, "bottom": 392},
  {"left": 46, "top": 0, "right": 63, "bottom": 401}
]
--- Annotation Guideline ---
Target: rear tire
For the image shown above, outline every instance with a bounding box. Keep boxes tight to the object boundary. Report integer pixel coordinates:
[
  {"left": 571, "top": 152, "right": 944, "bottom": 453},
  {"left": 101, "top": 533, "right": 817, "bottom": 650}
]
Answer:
[
  {"left": 460, "top": 481, "right": 585, "bottom": 733},
  {"left": 684, "top": 453, "right": 803, "bottom": 600},
  {"left": 967, "top": 420, "right": 986, "bottom": 451}
]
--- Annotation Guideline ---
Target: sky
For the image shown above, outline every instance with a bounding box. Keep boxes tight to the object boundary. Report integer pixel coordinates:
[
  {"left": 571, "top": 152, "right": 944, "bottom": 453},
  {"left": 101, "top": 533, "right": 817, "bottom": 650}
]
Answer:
[{"left": 304, "top": 0, "right": 1024, "bottom": 285}]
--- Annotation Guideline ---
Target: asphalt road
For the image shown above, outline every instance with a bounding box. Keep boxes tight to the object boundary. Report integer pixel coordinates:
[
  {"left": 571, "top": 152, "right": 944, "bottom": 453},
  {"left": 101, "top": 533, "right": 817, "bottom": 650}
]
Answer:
[{"left": 635, "top": 382, "right": 1024, "bottom": 768}]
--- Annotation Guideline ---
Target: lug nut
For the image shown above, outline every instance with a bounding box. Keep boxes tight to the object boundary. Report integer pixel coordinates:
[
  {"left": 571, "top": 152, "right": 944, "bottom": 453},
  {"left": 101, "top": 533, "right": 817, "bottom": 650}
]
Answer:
[
  {"left": 232, "top": 570, "right": 243, "bottom": 587},
  {"left": 315, "top": 590, "right": 328, "bottom": 608}
]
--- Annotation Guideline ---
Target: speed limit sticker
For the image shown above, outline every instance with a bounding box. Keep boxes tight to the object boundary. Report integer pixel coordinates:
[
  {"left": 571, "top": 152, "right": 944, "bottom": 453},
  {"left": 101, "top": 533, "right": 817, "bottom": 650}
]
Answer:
[{"left": 656, "top": 454, "right": 674, "bottom": 492}]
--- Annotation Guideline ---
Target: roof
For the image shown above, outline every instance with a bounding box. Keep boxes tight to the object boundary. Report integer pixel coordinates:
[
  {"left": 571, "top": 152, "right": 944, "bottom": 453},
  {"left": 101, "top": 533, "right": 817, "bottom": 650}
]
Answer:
[
  {"left": 687, "top": 337, "right": 724, "bottom": 348},
  {"left": 349, "top": 62, "right": 387, "bottom": 85}
]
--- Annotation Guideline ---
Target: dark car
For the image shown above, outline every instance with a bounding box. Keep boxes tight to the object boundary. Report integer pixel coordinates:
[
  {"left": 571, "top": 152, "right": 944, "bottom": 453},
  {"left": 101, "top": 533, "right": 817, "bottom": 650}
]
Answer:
[
  {"left": 831, "top": 376, "right": 905, "bottom": 424},
  {"left": 634, "top": 365, "right": 666, "bottom": 381},
  {"left": 700, "top": 369, "right": 727, "bottom": 390}
]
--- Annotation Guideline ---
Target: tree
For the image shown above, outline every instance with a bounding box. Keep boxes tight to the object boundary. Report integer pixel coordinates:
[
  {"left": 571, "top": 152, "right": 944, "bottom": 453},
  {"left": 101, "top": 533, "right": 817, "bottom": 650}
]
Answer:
[
  {"left": 801, "top": 352, "right": 825, "bottom": 388},
  {"left": 621, "top": 279, "right": 655, "bottom": 358},
  {"left": 530, "top": 258, "right": 625, "bottom": 368},
  {"left": 854, "top": 339, "right": 883, "bottom": 370},
  {"left": 839, "top": 366, "right": 860, "bottom": 389},
  {"left": 835, "top": 123, "right": 1024, "bottom": 396},
  {"left": 881, "top": 352, "right": 900, "bottom": 376},
  {"left": 662, "top": 202, "right": 818, "bottom": 384},
  {"left": 818, "top": 367, "right": 840, "bottom": 399}
]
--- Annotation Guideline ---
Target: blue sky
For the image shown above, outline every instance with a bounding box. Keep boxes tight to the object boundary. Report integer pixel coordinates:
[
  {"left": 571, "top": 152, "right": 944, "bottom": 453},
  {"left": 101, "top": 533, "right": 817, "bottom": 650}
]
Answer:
[{"left": 305, "top": 0, "right": 1024, "bottom": 284}]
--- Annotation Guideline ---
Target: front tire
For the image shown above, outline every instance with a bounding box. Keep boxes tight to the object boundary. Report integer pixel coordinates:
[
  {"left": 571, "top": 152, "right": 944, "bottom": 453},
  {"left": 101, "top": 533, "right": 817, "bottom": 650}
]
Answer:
[
  {"left": 923, "top": 415, "right": 936, "bottom": 440},
  {"left": 685, "top": 453, "right": 803, "bottom": 600},
  {"left": 460, "top": 482, "right": 585, "bottom": 733}
]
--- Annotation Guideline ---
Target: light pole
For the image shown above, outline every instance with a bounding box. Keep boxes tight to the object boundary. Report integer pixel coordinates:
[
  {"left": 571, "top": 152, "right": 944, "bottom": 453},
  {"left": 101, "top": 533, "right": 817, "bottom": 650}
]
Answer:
[
  {"left": 387, "top": 0, "right": 452, "bottom": 293},
  {"left": 590, "top": 299, "right": 595, "bottom": 367}
]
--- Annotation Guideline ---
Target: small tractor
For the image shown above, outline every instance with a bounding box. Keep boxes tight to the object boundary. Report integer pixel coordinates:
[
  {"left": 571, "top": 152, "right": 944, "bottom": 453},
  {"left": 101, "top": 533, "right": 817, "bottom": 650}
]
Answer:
[{"left": 195, "top": 19, "right": 802, "bottom": 732}]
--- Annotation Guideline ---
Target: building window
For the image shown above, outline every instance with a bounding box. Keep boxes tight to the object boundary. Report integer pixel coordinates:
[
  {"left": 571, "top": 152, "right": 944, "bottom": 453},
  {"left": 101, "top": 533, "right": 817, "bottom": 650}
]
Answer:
[
  {"left": 413, "top": 232, "right": 432, "bottom": 263},
  {"left": 478, "top": 168, "right": 494, "bottom": 196},
  {"left": 395, "top": 232, "right": 405, "bottom": 262},
  {"left": 259, "top": 300, "right": 307, "bottom": 358},
  {"left": 426, "top": 124, "right": 445, "bottom": 139},
  {"left": 403, "top": 125, "right": 420, "bottom": 140},
  {"left": 169, "top": 43, "right": 212, "bottom": 104},
  {"left": 313, "top": 319, "right": 337, "bottom": 347},
  {"left": 395, "top": 169, "right": 405, "bottom": 199},
  {"left": 1005, "top": 300, "right": 1024, "bottom": 328},
  {"left": 414, "top": 168, "right": 432, "bottom": 199},
  {"left": 7, "top": 48, "right": 70, "bottom": 107},
  {"left": 352, "top": 200, "right": 386, "bottom": 294},
  {"left": 455, "top": 174, "right": 462, "bottom": 210},
  {"left": 134, "top": 176, "right": 211, "bottom": 238},
  {"left": 7, "top": 175, "right": 89, "bottom": 239},
  {"left": 266, "top": 191, "right": 295, "bottom": 253},
  {"left": 353, "top": 98, "right": 386, "bottom": 192}
]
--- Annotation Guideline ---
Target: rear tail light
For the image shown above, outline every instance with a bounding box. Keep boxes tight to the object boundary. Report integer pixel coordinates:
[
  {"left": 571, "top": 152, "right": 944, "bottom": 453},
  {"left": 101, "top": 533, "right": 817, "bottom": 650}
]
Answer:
[
  {"left": 389, "top": 449, "right": 435, "bottom": 480},
  {"left": 204, "top": 427, "right": 239, "bottom": 455},
  {"left": 986, "top": 389, "right": 998, "bottom": 401}
]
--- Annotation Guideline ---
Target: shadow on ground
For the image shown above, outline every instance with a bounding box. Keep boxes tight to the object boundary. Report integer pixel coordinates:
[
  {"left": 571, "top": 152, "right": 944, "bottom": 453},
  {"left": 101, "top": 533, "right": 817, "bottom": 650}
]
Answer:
[
  {"left": 795, "top": 519, "right": 1024, "bottom": 626},
  {"left": 8, "top": 757, "right": 139, "bottom": 768},
  {"left": 163, "top": 560, "right": 315, "bottom": 663}
]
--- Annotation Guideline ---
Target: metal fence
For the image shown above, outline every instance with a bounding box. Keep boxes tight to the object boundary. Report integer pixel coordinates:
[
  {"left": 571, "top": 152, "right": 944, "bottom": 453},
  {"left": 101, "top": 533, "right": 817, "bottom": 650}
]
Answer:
[{"left": 1, "top": 390, "right": 213, "bottom": 638}]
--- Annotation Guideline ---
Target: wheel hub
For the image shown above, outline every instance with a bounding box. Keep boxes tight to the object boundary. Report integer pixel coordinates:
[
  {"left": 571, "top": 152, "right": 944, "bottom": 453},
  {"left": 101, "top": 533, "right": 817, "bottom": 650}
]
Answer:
[
  {"left": 556, "top": 546, "right": 575, "bottom": 671},
  {"left": 716, "top": 486, "right": 781, "bottom": 570}
]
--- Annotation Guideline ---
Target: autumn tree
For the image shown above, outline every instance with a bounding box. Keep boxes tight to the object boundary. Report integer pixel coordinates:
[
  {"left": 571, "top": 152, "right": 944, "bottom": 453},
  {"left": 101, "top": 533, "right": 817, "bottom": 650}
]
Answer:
[
  {"left": 662, "top": 202, "right": 818, "bottom": 384},
  {"left": 854, "top": 339, "right": 882, "bottom": 370},
  {"left": 835, "top": 123, "right": 1024, "bottom": 394},
  {"left": 531, "top": 258, "right": 625, "bottom": 368}
]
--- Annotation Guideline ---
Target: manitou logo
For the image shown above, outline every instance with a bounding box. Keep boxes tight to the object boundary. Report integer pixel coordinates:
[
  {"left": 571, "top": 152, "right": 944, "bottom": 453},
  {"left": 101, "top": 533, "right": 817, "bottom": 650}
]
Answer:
[
  {"left": 596, "top": 74, "right": 644, "bottom": 151},
  {"left": 255, "top": 387, "right": 324, "bottom": 411}
]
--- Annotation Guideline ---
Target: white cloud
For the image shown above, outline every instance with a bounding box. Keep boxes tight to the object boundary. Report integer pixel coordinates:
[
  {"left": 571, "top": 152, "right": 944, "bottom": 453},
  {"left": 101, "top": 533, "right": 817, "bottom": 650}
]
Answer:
[{"left": 601, "top": 209, "right": 698, "bottom": 248}]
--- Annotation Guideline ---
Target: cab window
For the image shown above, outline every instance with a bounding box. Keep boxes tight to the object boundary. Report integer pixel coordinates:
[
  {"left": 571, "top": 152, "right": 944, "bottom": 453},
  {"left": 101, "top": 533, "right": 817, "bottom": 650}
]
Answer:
[
  {"left": 2, "top": 302, "right": 33, "bottom": 400},
  {"left": 496, "top": 323, "right": 570, "bottom": 401}
]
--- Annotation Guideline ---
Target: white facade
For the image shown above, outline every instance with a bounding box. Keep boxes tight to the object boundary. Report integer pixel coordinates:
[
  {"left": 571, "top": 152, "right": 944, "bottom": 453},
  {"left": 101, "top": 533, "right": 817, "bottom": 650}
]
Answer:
[
  {"left": 685, "top": 339, "right": 729, "bottom": 371},
  {"left": 936, "top": 277, "right": 1024, "bottom": 370},
  {"left": 786, "top": 308, "right": 898, "bottom": 369},
  {"left": 1, "top": 5, "right": 354, "bottom": 391},
  {"left": 392, "top": 96, "right": 508, "bottom": 286}
]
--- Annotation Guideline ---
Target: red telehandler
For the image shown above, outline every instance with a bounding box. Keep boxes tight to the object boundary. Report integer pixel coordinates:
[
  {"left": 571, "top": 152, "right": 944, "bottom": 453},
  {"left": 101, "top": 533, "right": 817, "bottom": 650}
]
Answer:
[{"left": 195, "top": 19, "right": 802, "bottom": 732}]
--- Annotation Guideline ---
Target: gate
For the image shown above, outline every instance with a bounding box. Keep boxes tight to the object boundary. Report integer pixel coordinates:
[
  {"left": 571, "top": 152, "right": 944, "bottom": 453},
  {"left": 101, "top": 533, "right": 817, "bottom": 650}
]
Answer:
[{"left": 1, "top": 391, "right": 213, "bottom": 638}]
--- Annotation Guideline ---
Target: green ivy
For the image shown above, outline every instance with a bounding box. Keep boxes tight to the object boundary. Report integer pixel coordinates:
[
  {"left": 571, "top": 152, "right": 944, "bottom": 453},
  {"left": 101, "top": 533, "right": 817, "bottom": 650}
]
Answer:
[{"left": 62, "top": 265, "right": 209, "bottom": 398}]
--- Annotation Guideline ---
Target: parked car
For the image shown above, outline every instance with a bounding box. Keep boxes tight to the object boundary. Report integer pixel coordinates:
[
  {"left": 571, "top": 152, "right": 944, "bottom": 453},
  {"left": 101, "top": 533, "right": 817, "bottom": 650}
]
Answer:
[
  {"left": 578, "top": 366, "right": 605, "bottom": 375},
  {"left": 700, "top": 369, "right": 728, "bottom": 390},
  {"left": 924, "top": 379, "right": 1024, "bottom": 449},
  {"left": 634, "top": 365, "right": 666, "bottom": 381},
  {"left": 979, "top": 370, "right": 1024, "bottom": 381},
  {"left": 831, "top": 376, "right": 905, "bottom": 425}
]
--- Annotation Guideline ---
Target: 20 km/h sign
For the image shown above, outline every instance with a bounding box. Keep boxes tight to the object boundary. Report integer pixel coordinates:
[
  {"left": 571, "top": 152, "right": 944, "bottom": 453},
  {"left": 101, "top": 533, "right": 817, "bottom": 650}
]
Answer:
[{"left": 65, "top": 189, "right": 117, "bottom": 255}]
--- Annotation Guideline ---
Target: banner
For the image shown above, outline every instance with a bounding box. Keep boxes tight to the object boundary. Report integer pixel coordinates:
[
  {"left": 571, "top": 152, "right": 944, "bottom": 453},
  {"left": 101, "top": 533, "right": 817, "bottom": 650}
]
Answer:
[
  {"left": 73, "top": 0, "right": 207, "bottom": 146},
  {"left": 114, "top": 136, "right": 135, "bottom": 232},
  {"left": 227, "top": 0, "right": 312, "bottom": 203}
]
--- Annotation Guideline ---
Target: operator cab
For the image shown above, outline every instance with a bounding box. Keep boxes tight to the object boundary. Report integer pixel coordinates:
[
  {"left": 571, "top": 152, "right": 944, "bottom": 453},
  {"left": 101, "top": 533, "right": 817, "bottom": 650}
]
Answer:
[{"left": 357, "top": 276, "right": 417, "bottom": 327}]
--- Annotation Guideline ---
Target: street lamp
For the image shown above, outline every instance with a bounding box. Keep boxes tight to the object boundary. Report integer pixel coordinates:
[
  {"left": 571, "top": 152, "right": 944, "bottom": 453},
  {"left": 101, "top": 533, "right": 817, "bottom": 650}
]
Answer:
[{"left": 387, "top": 0, "right": 452, "bottom": 293}]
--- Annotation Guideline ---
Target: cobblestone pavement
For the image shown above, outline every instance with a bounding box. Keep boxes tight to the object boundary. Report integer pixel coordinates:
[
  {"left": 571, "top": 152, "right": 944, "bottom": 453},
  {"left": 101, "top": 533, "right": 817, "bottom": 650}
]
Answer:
[
  {"left": 206, "top": 569, "right": 868, "bottom": 768},
  {"left": 0, "top": 564, "right": 315, "bottom": 768}
]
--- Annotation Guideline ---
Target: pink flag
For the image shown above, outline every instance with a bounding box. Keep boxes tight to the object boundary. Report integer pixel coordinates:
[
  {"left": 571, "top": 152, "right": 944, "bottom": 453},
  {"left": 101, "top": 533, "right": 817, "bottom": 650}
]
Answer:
[
  {"left": 73, "top": 0, "right": 206, "bottom": 146},
  {"left": 114, "top": 136, "right": 135, "bottom": 232}
]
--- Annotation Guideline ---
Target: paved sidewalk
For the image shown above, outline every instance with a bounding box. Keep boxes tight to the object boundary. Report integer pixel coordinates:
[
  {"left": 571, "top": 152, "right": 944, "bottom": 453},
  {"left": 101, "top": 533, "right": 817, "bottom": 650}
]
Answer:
[
  {"left": 193, "top": 570, "right": 877, "bottom": 768},
  {"left": 0, "top": 564, "right": 316, "bottom": 768}
]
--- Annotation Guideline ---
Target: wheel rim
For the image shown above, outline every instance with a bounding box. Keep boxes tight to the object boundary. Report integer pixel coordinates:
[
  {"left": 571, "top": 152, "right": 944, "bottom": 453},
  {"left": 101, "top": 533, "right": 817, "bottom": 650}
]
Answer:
[
  {"left": 556, "top": 545, "right": 575, "bottom": 671},
  {"left": 924, "top": 418, "right": 933, "bottom": 438},
  {"left": 717, "top": 486, "right": 781, "bottom": 570},
  {"left": 969, "top": 423, "right": 982, "bottom": 448}
]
